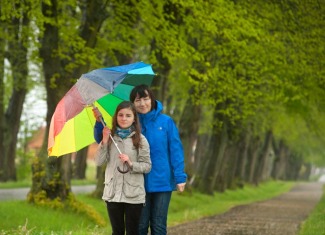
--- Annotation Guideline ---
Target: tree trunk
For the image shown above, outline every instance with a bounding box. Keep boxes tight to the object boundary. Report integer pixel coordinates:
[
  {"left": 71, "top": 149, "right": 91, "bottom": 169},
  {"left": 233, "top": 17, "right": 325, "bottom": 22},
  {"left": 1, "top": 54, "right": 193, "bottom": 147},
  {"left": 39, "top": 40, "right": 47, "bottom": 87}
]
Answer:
[
  {"left": 191, "top": 133, "right": 211, "bottom": 188},
  {"left": 226, "top": 143, "right": 242, "bottom": 189},
  {"left": 257, "top": 130, "right": 274, "bottom": 182},
  {"left": 92, "top": 165, "right": 105, "bottom": 198},
  {"left": 59, "top": 155, "right": 72, "bottom": 195},
  {"left": 285, "top": 153, "right": 303, "bottom": 180},
  {"left": 73, "top": 148, "right": 88, "bottom": 179},
  {"left": 210, "top": 122, "right": 229, "bottom": 193},
  {"left": 29, "top": 154, "right": 72, "bottom": 201},
  {"left": 238, "top": 129, "right": 251, "bottom": 182},
  {"left": 0, "top": 22, "right": 6, "bottom": 181},
  {"left": 178, "top": 96, "right": 201, "bottom": 178},
  {"left": 196, "top": 116, "right": 228, "bottom": 194},
  {"left": 1, "top": 10, "right": 29, "bottom": 181},
  {"left": 272, "top": 140, "right": 290, "bottom": 180},
  {"left": 196, "top": 131, "right": 218, "bottom": 194},
  {"left": 31, "top": 0, "right": 109, "bottom": 201},
  {"left": 44, "top": 156, "right": 72, "bottom": 200},
  {"left": 248, "top": 136, "right": 261, "bottom": 184},
  {"left": 29, "top": 0, "right": 68, "bottom": 201}
]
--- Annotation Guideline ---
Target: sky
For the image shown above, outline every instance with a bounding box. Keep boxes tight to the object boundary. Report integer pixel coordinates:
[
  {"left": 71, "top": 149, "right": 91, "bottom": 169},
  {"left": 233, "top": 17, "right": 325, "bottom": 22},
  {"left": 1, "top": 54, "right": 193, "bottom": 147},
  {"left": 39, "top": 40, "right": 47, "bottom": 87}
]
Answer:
[{"left": 19, "top": 85, "right": 47, "bottom": 144}]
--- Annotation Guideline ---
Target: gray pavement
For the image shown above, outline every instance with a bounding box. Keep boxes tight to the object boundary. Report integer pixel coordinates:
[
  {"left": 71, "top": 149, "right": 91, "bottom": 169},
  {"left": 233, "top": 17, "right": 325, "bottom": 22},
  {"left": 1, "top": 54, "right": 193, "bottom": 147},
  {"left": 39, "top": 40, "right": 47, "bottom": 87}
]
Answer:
[
  {"left": 167, "top": 182, "right": 324, "bottom": 235},
  {"left": 0, "top": 185, "right": 96, "bottom": 201}
]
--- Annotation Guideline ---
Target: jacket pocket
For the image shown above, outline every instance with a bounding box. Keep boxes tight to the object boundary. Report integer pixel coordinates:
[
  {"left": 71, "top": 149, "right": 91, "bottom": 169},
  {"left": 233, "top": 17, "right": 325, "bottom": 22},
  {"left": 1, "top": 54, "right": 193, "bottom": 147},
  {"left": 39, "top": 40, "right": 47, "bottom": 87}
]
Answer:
[
  {"left": 123, "top": 181, "right": 143, "bottom": 198},
  {"left": 103, "top": 178, "right": 115, "bottom": 200}
]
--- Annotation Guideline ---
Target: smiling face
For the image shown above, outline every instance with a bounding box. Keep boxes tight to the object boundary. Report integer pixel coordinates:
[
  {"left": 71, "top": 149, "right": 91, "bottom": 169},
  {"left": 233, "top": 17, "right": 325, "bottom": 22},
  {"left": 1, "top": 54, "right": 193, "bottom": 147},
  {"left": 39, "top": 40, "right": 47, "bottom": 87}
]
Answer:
[
  {"left": 134, "top": 91, "right": 152, "bottom": 114},
  {"left": 117, "top": 107, "right": 135, "bottom": 129}
]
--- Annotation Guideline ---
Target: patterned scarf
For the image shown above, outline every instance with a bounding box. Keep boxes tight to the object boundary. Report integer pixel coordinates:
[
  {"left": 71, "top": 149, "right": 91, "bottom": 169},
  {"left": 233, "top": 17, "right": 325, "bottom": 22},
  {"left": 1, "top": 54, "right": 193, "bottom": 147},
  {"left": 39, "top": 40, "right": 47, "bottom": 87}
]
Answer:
[{"left": 116, "top": 126, "right": 134, "bottom": 139}]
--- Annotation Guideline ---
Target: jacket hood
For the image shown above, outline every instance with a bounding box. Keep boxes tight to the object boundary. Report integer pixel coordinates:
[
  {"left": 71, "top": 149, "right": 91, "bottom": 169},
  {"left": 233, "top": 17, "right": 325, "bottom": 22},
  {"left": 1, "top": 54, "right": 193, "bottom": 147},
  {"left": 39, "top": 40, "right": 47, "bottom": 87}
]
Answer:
[{"left": 138, "top": 100, "right": 163, "bottom": 124}]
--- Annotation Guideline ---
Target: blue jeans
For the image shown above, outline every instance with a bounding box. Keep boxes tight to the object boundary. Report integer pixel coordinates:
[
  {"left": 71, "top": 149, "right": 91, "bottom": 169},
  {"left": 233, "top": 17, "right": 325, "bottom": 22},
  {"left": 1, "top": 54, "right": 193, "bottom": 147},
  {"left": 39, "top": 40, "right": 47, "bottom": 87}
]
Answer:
[{"left": 138, "top": 192, "right": 172, "bottom": 235}]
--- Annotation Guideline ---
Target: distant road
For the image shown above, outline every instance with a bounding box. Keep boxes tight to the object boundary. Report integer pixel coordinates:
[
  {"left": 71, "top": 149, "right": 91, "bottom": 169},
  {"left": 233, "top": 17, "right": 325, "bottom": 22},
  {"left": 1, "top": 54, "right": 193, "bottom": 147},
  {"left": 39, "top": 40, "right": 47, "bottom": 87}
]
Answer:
[{"left": 0, "top": 185, "right": 96, "bottom": 201}]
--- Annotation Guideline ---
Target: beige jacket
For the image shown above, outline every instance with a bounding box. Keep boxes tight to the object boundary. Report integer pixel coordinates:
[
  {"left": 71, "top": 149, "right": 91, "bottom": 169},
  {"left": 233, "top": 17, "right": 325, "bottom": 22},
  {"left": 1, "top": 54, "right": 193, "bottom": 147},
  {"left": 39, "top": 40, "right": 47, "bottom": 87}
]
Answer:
[{"left": 95, "top": 132, "right": 151, "bottom": 204}]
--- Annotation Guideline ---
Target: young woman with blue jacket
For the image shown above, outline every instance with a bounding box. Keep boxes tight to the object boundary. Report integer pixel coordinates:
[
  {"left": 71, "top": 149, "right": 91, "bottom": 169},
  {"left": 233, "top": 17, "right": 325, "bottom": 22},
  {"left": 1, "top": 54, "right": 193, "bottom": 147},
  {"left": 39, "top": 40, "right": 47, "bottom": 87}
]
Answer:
[{"left": 93, "top": 84, "right": 187, "bottom": 235}]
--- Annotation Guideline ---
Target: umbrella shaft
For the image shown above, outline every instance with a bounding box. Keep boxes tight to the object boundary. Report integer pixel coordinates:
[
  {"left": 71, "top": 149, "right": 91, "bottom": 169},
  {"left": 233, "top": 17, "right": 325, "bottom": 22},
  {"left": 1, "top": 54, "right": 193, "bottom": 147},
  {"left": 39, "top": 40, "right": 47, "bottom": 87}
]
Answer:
[
  {"left": 110, "top": 134, "right": 122, "bottom": 154},
  {"left": 96, "top": 106, "right": 122, "bottom": 154}
]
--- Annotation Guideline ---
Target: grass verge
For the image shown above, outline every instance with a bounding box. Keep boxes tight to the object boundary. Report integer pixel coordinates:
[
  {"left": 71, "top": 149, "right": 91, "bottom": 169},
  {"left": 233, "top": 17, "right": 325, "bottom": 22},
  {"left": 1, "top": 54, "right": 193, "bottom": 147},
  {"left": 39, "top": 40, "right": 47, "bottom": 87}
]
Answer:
[{"left": 298, "top": 184, "right": 325, "bottom": 235}]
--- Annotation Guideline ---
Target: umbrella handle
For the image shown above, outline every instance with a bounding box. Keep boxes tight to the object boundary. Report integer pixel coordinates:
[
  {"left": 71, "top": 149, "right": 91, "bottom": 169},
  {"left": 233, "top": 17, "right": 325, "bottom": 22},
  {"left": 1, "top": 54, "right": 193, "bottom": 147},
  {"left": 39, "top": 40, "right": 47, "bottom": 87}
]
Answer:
[{"left": 117, "top": 162, "right": 131, "bottom": 174}]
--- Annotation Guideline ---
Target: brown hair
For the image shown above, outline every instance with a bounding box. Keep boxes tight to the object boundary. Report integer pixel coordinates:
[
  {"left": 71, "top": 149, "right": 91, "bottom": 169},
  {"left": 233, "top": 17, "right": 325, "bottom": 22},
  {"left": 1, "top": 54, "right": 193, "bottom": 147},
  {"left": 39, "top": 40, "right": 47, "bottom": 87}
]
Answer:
[
  {"left": 111, "top": 101, "right": 142, "bottom": 150},
  {"left": 130, "top": 84, "right": 156, "bottom": 110}
]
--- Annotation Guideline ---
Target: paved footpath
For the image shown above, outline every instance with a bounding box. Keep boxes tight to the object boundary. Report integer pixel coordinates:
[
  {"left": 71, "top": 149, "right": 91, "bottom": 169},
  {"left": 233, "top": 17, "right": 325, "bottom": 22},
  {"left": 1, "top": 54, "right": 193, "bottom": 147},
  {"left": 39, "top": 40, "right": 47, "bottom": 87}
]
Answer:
[
  {"left": 167, "top": 182, "right": 324, "bottom": 235},
  {"left": 0, "top": 185, "right": 96, "bottom": 201}
]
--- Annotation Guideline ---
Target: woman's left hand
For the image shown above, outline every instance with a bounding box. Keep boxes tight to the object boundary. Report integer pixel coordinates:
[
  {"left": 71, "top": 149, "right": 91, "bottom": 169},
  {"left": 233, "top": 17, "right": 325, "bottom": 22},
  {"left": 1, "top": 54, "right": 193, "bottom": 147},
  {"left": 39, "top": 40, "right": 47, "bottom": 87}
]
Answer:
[
  {"left": 119, "top": 154, "right": 132, "bottom": 167},
  {"left": 177, "top": 183, "right": 186, "bottom": 192}
]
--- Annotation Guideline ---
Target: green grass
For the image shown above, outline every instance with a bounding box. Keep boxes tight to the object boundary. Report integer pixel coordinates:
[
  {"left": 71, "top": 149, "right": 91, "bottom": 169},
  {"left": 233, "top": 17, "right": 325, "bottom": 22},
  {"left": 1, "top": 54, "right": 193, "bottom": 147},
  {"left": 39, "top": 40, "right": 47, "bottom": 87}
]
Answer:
[
  {"left": 0, "top": 200, "right": 106, "bottom": 234},
  {"left": 0, "top": 180, "right": 295, "bottom": 234},
  {"left": 299, "top": 184, "right": 325, "bottom": 235}
]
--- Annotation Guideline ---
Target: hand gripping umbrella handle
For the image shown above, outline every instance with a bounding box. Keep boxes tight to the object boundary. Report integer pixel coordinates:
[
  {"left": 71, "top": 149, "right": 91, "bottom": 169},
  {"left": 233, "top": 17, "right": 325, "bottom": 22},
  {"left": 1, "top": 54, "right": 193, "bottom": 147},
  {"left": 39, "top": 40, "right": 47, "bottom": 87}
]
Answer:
[{"left": 91, "top": 103, "right": 122, "bottom": 154}]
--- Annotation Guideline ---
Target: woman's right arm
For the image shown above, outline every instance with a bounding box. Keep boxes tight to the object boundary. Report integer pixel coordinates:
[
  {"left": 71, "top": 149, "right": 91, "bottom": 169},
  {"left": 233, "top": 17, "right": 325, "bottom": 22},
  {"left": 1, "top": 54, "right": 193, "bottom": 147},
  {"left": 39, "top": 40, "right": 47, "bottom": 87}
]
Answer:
[
  {"left": 92, "top": 107, "right": 105, "bottom": 143},
  {"left": 94, "top": 121, "right": 104, "bottom": 144}
]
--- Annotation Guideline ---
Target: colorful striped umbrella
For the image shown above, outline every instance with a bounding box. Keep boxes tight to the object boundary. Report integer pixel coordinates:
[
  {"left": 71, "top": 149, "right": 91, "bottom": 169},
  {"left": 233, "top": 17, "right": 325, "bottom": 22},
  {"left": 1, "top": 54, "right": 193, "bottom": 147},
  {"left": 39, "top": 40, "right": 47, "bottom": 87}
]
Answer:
[{"left": 48, "top": 61, "right": 155, "bottom": 157}]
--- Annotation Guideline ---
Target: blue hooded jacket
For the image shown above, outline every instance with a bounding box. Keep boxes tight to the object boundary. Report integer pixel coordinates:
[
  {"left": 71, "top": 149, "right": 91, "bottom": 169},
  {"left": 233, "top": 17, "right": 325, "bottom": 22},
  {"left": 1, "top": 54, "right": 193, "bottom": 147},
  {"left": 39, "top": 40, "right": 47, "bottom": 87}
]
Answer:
[{"left": 94, "top": 100, "right": 187, "bottom": 192}]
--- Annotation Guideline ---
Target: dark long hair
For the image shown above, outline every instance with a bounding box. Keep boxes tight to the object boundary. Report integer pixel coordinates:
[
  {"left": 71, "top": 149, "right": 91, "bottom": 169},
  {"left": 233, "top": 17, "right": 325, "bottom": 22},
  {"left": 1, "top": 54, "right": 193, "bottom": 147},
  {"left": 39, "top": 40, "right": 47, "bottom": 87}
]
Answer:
[
  {"left": 111, "top": 101, "right": 142, "bottom": 150},
  {"left": 130, "top": 84, "right": 156, "bottom": 110}
]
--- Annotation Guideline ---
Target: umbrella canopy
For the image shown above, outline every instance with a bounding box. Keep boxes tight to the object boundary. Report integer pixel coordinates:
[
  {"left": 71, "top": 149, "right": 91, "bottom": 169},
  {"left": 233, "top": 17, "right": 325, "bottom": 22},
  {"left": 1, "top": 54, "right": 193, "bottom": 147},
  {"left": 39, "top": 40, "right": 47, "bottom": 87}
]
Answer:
[{"left": 48, "top": 61, "right": 155, "bottom": 157}]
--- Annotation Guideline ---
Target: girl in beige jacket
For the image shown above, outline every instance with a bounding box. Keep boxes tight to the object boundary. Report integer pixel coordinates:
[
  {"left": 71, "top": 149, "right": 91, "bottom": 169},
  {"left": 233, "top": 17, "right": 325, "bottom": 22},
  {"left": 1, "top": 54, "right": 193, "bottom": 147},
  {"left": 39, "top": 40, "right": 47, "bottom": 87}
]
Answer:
[{"left": 95, "top": 101, "right": 151, "bottom": 235}]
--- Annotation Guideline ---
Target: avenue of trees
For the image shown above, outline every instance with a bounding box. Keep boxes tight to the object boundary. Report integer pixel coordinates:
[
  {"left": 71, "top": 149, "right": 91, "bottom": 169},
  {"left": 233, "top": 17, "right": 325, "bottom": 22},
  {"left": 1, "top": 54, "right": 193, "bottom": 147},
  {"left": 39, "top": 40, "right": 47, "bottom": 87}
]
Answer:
[{"left": 0, "top": 0, "right": 324, "bottom": 204}]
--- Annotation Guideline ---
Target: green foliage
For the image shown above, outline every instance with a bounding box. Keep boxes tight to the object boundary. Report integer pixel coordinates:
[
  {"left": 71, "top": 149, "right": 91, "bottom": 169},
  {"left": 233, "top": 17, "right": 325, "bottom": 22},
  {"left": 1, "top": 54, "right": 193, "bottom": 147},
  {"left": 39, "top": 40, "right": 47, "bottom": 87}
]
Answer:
[
  {"left": 153, "top": 0, "right": 325, "bottom": 167},
  {"left": 96, "top": 0, "right": 325, "bottom": 169},
  {"left": 299, "top": 185, "right": 325, "bottom": 235}
]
